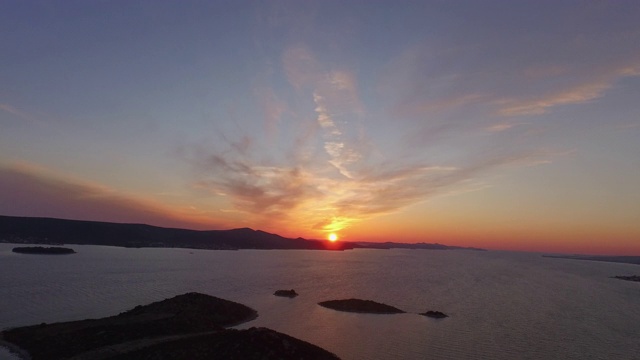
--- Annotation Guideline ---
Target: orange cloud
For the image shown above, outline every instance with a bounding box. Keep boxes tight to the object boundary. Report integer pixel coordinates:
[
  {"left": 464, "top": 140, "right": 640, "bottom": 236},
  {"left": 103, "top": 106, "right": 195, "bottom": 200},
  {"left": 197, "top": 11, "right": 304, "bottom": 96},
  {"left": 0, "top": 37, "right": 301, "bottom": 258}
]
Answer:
[{"left": 496, "top": 82, "right": 610, "bottom": 116}]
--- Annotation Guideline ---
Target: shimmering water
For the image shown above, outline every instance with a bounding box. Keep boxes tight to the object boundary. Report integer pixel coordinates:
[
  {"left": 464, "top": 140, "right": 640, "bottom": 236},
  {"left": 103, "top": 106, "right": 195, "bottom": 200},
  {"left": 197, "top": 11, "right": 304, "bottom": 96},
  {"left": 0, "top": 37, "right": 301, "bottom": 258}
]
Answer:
[{"left": 1, "top": 244, "right": 639, "bottom": 359}]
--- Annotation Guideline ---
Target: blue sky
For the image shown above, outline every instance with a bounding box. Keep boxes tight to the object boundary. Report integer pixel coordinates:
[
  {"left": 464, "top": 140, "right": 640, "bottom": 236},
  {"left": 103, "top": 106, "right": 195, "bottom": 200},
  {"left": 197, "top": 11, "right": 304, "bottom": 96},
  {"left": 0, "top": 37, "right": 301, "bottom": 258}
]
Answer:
[{"left": 1, "top": 1, "right": 639, "bottom": 254}]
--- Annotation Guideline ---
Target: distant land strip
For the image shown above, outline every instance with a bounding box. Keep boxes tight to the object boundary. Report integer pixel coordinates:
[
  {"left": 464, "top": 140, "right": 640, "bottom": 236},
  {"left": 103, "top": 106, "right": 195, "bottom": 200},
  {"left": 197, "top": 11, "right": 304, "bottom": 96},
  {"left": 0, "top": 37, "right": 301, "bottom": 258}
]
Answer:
[
  {"left": 12, "top": 246, "right": 76, "bottom": 255},
  {"left": 0, "top": 215, "right": 482, "bottom": 252},
  {"left": 543, "top": 255, "right": 640, "bottom": 266}
]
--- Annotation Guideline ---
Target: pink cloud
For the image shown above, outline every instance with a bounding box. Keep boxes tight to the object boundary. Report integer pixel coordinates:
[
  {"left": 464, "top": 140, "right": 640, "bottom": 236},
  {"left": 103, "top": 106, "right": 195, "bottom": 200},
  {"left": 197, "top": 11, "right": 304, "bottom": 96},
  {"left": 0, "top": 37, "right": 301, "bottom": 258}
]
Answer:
[
  {"left": 496, "top": 82, "right": 611, "bottom": 116},
  {"left": 0, "top": 103, "right": 36, "bottom": 123}
]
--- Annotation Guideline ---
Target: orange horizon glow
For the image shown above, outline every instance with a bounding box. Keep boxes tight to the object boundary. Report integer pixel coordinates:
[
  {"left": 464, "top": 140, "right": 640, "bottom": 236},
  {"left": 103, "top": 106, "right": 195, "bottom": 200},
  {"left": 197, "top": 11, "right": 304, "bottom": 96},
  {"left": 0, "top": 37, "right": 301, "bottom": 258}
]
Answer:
[{"left": 3, "top": 162, "right": 640, "bottom": 257}]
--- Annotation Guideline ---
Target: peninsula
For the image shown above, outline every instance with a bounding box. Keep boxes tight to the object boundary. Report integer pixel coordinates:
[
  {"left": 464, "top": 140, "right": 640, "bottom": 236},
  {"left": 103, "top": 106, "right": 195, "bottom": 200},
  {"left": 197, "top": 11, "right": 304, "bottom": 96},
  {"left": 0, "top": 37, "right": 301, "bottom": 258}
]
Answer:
[{"left": 0, "top": 292, "right": 339, "bottom": 360}]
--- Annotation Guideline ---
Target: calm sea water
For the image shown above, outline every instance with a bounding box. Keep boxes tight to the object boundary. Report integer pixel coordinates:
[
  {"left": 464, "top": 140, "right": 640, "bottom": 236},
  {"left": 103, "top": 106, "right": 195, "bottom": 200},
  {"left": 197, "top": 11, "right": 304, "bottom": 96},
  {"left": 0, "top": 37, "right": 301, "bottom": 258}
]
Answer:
[{"left": 1, "top": 243, "right": 639, "bottom": 360}]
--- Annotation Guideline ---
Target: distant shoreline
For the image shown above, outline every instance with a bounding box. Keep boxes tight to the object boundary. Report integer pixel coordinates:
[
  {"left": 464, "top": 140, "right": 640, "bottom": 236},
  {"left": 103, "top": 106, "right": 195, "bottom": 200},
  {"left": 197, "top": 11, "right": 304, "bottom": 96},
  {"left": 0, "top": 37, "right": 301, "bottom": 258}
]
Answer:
[{"left": 543, "top": 255, "right": 640, "bottom": 266}]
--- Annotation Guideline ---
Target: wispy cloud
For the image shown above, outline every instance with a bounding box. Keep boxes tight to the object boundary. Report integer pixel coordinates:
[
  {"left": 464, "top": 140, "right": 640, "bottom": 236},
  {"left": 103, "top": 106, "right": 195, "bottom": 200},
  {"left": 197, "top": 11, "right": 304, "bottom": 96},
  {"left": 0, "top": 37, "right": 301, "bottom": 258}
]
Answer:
[
  {"left": 0, "top": 103, "right": 36, "bottom": 123},
  {"left": 496, "top": 78, "right": 615, "bottom": 116},
  {"left": 187, "top": 45, "right": 560, "bottom": 235},
  {"left": 485, "top": 122, "right": 524, "bottom": 132},
  {"left": 254, "top": 86, "right": 287, "bottom": 138},
  {"left": 189, "top": 135, "right": 553, "bottom": 235}
]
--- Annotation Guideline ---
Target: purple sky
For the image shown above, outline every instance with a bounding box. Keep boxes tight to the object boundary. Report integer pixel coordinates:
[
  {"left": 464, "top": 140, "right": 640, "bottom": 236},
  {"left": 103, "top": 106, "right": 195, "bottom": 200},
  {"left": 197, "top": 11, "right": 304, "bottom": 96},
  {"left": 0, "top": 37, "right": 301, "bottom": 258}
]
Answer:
[{"left": 1, "top": 1, "right": 639, "bottom": 254}]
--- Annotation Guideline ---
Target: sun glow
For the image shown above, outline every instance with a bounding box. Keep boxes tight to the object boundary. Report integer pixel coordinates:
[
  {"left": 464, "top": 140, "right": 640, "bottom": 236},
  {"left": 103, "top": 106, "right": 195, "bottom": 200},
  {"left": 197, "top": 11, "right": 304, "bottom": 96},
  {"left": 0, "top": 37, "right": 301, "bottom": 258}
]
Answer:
[{"left": 328, "top": 233, "right": 338, "bottom": 242}]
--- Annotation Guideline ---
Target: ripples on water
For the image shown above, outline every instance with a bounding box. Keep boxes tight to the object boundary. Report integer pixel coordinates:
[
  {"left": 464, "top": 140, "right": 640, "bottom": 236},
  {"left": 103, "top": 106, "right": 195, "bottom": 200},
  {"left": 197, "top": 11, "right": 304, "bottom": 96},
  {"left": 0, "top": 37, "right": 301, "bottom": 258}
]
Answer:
[{"left": 1, "top": 244, "right": 639, "bottom": 359}]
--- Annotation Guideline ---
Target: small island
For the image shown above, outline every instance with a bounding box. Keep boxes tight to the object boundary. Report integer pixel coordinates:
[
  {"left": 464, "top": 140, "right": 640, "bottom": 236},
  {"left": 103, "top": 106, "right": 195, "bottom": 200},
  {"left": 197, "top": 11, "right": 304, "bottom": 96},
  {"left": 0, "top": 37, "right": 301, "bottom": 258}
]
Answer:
[
  {"left": 1, "top": 292, "right": 340, "bottom": 360},
  {"left": 420, "top": 310, "right": 448, "bottom": 319},
  {"left": 12, "top": 246, "right": 76, "bottom": 255},
  {"left": 318, "top": 299, "right": 405, "bottom": 314},
  {"left": 274, "top": 289, "right": 298, "bottom": 298},
  {"left": 612, "top": 275, "right": 640, "bottom": 282}
]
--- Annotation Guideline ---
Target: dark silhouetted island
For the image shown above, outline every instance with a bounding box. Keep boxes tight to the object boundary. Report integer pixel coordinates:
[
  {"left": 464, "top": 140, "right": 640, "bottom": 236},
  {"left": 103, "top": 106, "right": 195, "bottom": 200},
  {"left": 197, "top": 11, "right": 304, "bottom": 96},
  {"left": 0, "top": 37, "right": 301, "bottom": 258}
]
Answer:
[
  {"left": 318, "top": 299, "right": 405, "bottom": 314},
  {"left": 0, "top": 292, "right": 339, "bottom": 360},
  {"left": 612, "top": 275, "right": 640, "bottom": 282},
  {"left": 420, "top": 310, "right": 448, "bottom": 319},
  {"left": 12, "top": 246, "right": 75, "bottom": 255},
  {"left": 274, "top": 289, "right": 298, "bottom": 298}
]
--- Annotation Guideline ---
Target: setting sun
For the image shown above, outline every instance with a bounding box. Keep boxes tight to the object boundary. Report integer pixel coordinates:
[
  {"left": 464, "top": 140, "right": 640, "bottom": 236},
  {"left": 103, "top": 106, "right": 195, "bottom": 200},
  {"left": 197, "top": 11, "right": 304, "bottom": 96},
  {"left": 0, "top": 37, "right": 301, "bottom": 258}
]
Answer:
[{"left": 328, "top": 233, "right": 338, "bottom": 242}]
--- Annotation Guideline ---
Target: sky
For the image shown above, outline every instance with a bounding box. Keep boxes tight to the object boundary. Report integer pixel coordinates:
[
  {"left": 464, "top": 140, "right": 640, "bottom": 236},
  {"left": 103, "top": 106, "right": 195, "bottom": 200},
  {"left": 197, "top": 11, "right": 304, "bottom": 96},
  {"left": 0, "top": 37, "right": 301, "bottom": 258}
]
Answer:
[{"left": 1, "top": 1, "right": 639, "bottom": 255}]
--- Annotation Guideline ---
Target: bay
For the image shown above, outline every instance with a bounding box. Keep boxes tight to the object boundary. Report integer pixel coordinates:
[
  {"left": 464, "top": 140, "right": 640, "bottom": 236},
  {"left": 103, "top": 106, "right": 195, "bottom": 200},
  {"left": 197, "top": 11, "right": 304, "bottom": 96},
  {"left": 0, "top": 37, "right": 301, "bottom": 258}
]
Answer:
[{"left": 1, "top": 243, "right": 639, "bottom": 359}]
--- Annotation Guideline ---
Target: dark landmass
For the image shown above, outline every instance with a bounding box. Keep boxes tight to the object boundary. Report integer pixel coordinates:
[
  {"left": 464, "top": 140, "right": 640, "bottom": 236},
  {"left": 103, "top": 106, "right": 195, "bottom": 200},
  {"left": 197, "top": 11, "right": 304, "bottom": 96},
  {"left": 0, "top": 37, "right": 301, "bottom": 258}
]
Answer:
[
  {"left": 1, "top": 293, "right": 256, "bottom": 359},
  {"left": 274, "top": 289, "right": 298, "bottom": 298},
  {"left": 0, "top": 292, "right": 339, "bottom": 360},
  {"left": 109, "top": 327, "right": 339, "bottom": 360},
  {"left": 0, "top": 215, "right": 354, "bottom": 251},
  {"left": 543, "top": 254, "right": 640, "bottom": 266},
  {"left": 12, "top": 246, "right": 75, "bottom": 255},
  {"left": 318, "top": 299, "right": 405, "bottom": 314},
  {"left": 420, "top": 310, "right": 448, "bottom": 319},
  {"left": 0, "top": 215, "right": 478, "bottom": 252},
  {"left": 612, "top": 275, "right": 640, "bottom": 282},
  {"left": 355, "top": 241, "right": 485, "bottom": 251}
]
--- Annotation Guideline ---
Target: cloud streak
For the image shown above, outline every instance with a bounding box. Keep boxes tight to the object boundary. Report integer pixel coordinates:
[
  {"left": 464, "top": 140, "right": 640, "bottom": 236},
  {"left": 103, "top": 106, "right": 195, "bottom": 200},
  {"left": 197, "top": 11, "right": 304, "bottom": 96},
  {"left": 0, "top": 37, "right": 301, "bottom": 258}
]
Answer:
[
  {"left": 495, "top": 67, "right": 639, "bottom": 116},
  {"left": 187, "top": 46, "right": 559, "bottom": 236},
  {"left": 0, "top": 103, "right": 38, "bottom": 124},
  {"left": 190, "top": 134, "right": 553, "bottom": 235}
]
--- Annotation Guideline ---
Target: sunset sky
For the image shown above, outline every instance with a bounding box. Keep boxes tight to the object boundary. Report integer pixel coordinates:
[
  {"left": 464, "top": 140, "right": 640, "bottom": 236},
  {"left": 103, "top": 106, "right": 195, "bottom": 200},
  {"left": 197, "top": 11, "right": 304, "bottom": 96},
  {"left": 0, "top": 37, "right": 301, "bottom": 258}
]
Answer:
[{"left": 1, "top": 1, "right": 639, "bottom": 255}]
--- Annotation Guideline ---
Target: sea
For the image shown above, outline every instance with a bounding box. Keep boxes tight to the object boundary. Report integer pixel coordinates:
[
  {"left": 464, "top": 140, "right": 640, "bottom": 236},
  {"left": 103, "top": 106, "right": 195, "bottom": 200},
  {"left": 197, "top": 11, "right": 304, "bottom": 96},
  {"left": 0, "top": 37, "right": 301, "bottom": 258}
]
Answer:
[{"left": 1, "top": 243, "right": 639, "bottom": 360}]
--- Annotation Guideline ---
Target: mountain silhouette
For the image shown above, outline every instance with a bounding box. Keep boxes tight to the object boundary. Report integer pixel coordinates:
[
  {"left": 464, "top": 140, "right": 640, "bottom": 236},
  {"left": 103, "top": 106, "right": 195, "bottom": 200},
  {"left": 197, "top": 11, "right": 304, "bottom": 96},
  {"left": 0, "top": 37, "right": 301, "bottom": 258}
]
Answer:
[{"left": 0, "top": 215, "right": 353, "bottom": 251}]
